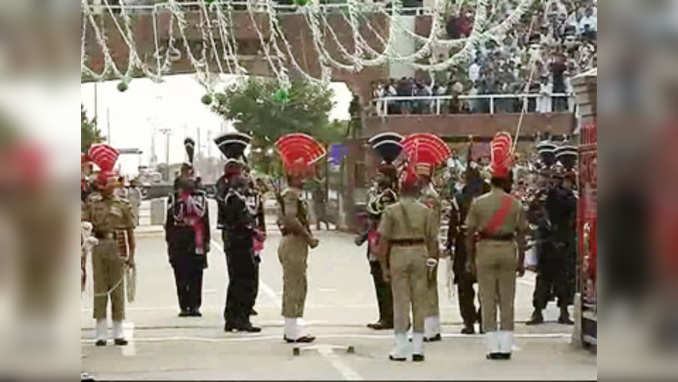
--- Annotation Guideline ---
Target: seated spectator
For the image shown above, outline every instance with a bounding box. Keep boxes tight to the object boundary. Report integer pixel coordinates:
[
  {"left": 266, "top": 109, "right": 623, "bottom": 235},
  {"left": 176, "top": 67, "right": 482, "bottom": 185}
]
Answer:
[{"left": 578, "top": 6, "right": 597, "bottom": 40}]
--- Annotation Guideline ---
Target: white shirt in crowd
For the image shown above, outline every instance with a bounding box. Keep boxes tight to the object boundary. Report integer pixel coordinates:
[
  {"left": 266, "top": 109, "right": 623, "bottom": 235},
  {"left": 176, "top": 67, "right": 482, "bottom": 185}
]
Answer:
[
  {"left": 537, "top": 81, "right": 553, "bottom": 113},
  {"left": 578, "top": 14, "right": 597, "bottom": 33},
  {"left": 375, "top": 86, "right": 385, "bottom": 98},
  {"left": 549, "top": 0, "right": 568, "bottom": 18},
  {"left": 469, "top": 62, "right": 480, "bottom": 83}
]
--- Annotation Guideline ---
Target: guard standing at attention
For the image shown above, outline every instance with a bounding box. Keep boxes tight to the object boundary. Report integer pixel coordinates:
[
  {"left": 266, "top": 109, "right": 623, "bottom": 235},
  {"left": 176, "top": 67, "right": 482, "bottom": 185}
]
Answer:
[
  {"left": 447, "top": 137, "right": 490, "bottom": 334},
  {"left": 82, "top": 144, "right": 136, "bottom": 346},
  {"left": 465, "top": 132, "right": 528, "bottom": 360},
  {"left": 275, "top": 134, "right": 324, "bottom": 344},
  {"left": 355, "top": 132, "right": 404, "bottom": 330},
  {"left": 527, "top": 144, "right": 579, "bottom": 325},
  {"left": 246, "top": 175, "right": 267, "bottom": 317},
  {"left": 214, "top": 132, "right": 261, "bottom": 332},
  {"left": 401, "top": 133, "right": 452, "bottom": 342},
  {"left": 165, "top": 138, "right": 210, "bottom": 318},
  {"left": 378, "top": 168, "right": 440, "bottom": 362}
]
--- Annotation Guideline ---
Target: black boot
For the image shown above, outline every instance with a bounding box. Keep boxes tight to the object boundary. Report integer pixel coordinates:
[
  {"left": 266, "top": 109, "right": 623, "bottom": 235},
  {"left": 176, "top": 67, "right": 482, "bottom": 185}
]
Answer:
[
  {"left": 236, "top": 324, "right": 262, "bottom": 333},
  {"left": 525, "top": 310, "right": 544, "bottom": 325},
  {"left": 558, "top": 307, "right": 574, "bottom": 325},
  {"left": 461, "top": 325, "right": 475, "bottom": 335},
  {"left": 424, "top": 334, "right": 442, "bottom": 342},
  {"left": 178, "top": 309, "right": 191, "bottom": 317},
  {"left": 367, "top": 320, "right": 393, "bottom": 330}
]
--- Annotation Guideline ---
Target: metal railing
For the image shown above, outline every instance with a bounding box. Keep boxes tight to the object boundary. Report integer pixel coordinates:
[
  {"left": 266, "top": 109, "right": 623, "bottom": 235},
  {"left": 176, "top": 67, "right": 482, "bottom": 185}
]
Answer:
[{"left": 371, "top": 93, "right": 575, "bottom": 116}]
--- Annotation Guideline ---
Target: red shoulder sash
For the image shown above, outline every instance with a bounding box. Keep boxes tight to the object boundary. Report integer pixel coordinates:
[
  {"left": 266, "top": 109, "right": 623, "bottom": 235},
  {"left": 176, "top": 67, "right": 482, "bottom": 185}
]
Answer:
[{"left": 483, "top": 195, "right": 513, "bottom": 235}]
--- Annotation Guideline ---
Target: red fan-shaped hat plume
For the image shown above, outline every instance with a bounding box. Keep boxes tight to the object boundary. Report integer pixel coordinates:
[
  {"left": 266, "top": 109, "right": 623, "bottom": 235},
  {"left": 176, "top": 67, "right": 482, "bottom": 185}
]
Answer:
[
  {"left": 87, "top": 144, "right": 120, "bottom": 185},
  {"left": 401, "top": 133, "right": 451, "bottom": 177},
  {"left": 489, "top": 132, "right": 514, "bottom": 179},
  {"left": 275, "top": 133, "right": 326, "bottom": 177}
]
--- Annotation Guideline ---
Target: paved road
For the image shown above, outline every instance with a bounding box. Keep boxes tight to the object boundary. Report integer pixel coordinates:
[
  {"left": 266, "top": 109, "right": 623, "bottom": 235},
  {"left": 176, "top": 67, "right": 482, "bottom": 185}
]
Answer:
[{"left": 81, "top": 201, "right": 596, "bottom": 380}]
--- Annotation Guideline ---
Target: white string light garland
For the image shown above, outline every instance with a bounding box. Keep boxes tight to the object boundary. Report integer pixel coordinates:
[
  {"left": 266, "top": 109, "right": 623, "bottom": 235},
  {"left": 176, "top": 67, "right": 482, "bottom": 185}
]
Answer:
[{"left": 81, "top": 0, "right": 543, "bottom": 89}]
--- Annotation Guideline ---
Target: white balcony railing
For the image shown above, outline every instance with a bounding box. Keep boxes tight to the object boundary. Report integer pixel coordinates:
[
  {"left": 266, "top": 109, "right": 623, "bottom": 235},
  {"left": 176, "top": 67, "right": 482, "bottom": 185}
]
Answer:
[{"left": 371, "top": 93, "right": 575, "bottom": 116}]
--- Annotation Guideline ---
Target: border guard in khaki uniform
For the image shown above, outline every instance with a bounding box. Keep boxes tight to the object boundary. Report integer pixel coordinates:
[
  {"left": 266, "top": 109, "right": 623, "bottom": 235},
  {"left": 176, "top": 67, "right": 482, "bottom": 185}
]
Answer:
[
  {"left": 378, "top": 168, "right": 440, "bottom": 362},
  {"left": 82, "top": 144, "right": 136, "bottom": 347},
  {"left": 401, "top": 133, "right": 451, "bottom": 342},
  {"left": 355, "top": 132, "right": 404, "bottom": 330},
  {"left": 274, "top": 134, "right": 325, "bottom": 343},
  {"left": 465, "top": 132, "right": 528, "bottom": 360}
]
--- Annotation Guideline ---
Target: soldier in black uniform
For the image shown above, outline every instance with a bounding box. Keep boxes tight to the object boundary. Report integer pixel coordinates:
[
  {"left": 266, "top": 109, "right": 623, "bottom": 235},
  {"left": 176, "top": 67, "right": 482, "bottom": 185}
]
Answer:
[
  {"left": 447, "top": 139, "right": 490, "bottom": 334},
  {"left": 245, "top": 174, "right": 267, "bottom": 317},
  {"left": 165, "top": 138, "right": 210, "bottom": 317},
  {"left": 526, "top": 143, "right": 577, "bottom": 325},
  {"left": 214, "top": 132, "right": 261, "bottom": 332},
  {"left": 355, "top": 132, "right": 404, "bottom": 330}
]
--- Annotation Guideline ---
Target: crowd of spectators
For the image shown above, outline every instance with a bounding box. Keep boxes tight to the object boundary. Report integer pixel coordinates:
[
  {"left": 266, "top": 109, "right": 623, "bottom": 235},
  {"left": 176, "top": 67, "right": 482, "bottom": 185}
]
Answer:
[{"left": 371, "top": 0, "right": 597, "bottom": 116}]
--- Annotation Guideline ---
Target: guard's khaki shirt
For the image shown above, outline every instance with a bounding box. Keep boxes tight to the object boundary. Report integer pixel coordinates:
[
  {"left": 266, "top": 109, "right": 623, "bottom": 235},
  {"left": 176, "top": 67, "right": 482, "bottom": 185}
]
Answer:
[
  {"left": 82, "top": 192, "right": 135, "bottom": 232},
  {"left": 465, "top": 188, "right": 528, "bottom": 238},
  {"left": 378, "top": 197, "right": 440, "bottom": 259}
]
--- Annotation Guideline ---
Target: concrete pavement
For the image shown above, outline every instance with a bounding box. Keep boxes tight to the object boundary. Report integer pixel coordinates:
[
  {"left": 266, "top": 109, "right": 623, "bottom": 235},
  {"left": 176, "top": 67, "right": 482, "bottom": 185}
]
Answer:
[{"left": 81, "top": 202, "right": 596, "bottom": 380}]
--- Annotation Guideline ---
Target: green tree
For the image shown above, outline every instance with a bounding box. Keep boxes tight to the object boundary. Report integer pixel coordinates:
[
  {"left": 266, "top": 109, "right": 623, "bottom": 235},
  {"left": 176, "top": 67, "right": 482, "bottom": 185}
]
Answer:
[
  {"left": 81, "top": 104, "right": 104, "bottom": 152},
  {"left": 211, "top": 78, "right": 346, "bottom": 175}
]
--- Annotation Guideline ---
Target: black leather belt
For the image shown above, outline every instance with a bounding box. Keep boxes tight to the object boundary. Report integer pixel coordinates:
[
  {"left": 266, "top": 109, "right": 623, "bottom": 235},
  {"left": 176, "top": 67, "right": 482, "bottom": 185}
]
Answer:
[
  {"left": 94, "top": 231, "right": 118, "bottom": 239},
  {"left": 479, "top": 232, "right": 515, "bottom": 241},
  {"left": 391, "top": 238, "right": 425, "bottom": 246}
]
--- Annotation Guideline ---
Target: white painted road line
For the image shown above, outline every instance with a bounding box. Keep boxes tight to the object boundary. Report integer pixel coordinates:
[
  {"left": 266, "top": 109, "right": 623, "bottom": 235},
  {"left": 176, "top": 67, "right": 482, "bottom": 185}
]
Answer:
[
  {"left": 121, "top": 322, "right": 136, "bottom": 356},
  {"left": 259, "top": 282, "right": 282, "bottom": 310},
  {"left": 316, "top": 345, "right": 363, "bottom": 380}
]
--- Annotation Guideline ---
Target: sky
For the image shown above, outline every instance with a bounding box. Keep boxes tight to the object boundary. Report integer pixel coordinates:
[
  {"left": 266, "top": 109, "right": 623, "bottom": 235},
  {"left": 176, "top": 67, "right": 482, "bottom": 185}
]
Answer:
[{"left": 81, "top": 74, "right": 352, "bottom": 176}]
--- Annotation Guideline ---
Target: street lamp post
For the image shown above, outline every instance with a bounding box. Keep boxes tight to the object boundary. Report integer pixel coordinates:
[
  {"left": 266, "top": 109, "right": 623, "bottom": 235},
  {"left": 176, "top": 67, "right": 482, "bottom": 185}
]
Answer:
[{"left": 159, "top": 128, "right": 172, "bottom": 181}]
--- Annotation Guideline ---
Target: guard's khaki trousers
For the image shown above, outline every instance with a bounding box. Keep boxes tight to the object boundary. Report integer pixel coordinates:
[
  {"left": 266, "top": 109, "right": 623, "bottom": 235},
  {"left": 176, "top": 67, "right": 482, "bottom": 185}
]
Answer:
[
  {"left": 92, "top": 239, "right": 126, "bottom": 321},
  {"left": 390, "top": 245, "right": 428, "bottom": 333},
  {"left": 475, "top": 241, "right": 517, "bottom": 332},
  {"left": 278, "top": 235, "right": 309, "bottom": 318}
]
